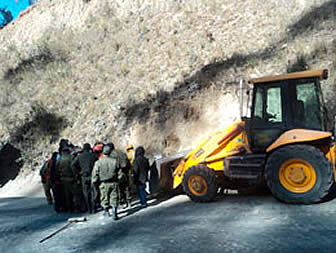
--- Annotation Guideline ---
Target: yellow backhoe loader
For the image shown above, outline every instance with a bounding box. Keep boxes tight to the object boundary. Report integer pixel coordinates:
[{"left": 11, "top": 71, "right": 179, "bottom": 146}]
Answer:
[{"left": 157, "top": 69, "right": 336, "bottom": 204}]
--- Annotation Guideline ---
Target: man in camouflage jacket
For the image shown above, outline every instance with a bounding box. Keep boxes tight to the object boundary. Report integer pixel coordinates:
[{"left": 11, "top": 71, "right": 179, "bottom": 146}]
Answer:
[{"left": 92, "top": 145, "right": 121, "bottom": 220}]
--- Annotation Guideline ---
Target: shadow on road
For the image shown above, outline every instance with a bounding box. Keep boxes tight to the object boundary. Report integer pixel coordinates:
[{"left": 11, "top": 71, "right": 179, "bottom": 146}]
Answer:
[{"left": 0, "top": 197, "right": 87, "bottom": 250}]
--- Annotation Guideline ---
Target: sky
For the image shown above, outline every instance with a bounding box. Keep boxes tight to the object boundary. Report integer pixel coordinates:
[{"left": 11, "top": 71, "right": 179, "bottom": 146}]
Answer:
[{"left": 0, "top": 0, "right": 32, "bottom": 20}]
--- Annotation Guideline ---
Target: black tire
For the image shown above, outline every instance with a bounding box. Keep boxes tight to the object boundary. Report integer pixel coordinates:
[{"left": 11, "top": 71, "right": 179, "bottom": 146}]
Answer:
[
  {"left": 265, "top": 144, "right": 333, "bottom": 204},
  {"left": 322, "top": 183, "right": 336, "bottom": 201},
  {"left": 183, "top": 165, "right": 218, "bottom": 202}
]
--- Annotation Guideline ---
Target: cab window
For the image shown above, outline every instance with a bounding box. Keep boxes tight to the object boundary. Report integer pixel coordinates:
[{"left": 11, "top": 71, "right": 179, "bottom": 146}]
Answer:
[
  {"left": 266, "top": 87, "right": 282, "bottom": 123},
  {"left": 295, "top": 81, "right": 324, "bottom": 130},
  {"left": 253, "top": 85, "right": 282, "bottom": 123}
]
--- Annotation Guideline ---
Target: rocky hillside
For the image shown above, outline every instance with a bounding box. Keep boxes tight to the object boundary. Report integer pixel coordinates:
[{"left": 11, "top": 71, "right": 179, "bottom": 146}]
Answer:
[{"left": 0, "top": 0, "right": 336, "bottom": 176}]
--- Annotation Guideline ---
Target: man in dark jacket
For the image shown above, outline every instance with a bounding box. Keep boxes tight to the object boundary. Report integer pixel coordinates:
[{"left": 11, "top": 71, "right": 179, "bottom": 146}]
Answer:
[
  {"left": 92, "top": 145, "right": 121, "bottom": 220},
  {"left": 72, "top": 143, "right": 97, "bottom": 213},
  {"left": 50, "top": 151, "right": 65, "bottom": 213},
  {"left": 133, "top": 146, "right": 150, "bottom": 208},
  {"left": 58, "top": 139, "right": 71, "bottom": 154},
  {"left": 56, "top": 147, "right": 81, "bottom": 212}
]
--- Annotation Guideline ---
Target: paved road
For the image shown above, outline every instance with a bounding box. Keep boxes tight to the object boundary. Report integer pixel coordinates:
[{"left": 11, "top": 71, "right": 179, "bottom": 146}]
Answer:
[{"left": 1, "top": 192, "right": 336, "bottom": 253}]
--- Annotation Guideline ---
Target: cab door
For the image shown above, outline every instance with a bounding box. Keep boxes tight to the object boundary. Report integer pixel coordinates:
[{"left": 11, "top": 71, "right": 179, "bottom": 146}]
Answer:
[{"left": 248, "top": 83, "right": 287, "bottom": 152}]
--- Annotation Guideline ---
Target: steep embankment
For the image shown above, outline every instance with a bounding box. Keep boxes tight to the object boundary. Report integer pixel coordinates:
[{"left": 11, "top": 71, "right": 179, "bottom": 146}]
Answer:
[{"left": 0, "top": 0, "right": 335, "bottom": 182}]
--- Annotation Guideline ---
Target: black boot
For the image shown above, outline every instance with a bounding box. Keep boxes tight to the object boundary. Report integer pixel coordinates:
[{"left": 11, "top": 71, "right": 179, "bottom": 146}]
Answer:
[{"left": 112, "top": 207, "right": 118, "bottom": 221}]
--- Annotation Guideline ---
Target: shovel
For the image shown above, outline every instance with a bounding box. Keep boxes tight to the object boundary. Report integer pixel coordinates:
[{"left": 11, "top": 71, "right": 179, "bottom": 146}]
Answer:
[{"left": 39, "top": 217, "right": 87, "bottom": 243}]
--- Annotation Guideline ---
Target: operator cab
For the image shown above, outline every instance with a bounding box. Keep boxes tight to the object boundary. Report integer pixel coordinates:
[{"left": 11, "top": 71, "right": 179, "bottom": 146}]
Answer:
[{"left": 244, "top": 69, "right": 328, "bottom": 152}]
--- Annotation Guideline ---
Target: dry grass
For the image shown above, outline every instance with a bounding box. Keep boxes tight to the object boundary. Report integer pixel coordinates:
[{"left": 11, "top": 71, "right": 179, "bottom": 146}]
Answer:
[{"left": 0, "top": 0, "right": 335, "bottom": 172}]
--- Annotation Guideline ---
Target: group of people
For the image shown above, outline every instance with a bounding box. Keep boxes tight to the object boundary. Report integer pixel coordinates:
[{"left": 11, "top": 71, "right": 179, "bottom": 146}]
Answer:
[{"left": 40, "top": 139, "right": 152, "bottom": 220}]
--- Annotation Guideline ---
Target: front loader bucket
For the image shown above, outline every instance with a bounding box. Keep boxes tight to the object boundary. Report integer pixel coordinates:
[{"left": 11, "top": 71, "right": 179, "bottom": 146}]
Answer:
[{"left": 154, "top": 150, "right": 191, "bottom": 193}]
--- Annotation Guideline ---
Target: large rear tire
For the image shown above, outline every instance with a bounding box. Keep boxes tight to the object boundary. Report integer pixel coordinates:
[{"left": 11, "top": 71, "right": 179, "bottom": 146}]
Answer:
[
  {"left": 265, "top": 144, "right": 333, "bottom": 204},
  {"left": 183, "top": 165, "right": 218, "bottom": 202}
]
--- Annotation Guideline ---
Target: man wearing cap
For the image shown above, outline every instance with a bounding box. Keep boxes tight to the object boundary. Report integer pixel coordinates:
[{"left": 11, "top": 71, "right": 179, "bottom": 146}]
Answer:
[
  {"left": 91, "top": 145, "right": 121, "bottom": 220},
  {"left": 108, "top": 143, "right": 132, "bottom": 209},
  {"left": 56, "top": 147, "right": 81, "bottom": 212},
  {"left": 91, "top": 142, "right": 105, "bottom": 212},
  {"left": 126, "top": 144, "right": 135, "bottom": 166},
  {"left": 72, "top": 143, "right": 97, "bottom": 213}
]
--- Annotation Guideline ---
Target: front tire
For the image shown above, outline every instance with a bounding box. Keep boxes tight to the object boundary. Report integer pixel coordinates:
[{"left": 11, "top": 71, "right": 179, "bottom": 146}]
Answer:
[
  {"left": 265, "top": 144, "right": 333, "bottom": 204},
  {"left": 183, "top": 165, "right": 218, "bottom": 202}
]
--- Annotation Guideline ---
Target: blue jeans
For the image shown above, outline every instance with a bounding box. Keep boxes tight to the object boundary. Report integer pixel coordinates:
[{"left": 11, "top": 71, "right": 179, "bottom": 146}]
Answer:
[{"left": 136, "top": 183, "right": 147, "bottom": 206}]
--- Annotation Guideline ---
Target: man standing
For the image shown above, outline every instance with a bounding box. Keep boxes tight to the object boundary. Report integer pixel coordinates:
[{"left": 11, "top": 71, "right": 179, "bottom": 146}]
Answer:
[
  {"left": 72, "top": 143, "right": 97, "bottom": 213},
  {"left": 126, "top": 144, "right": 137, "bottom": 197},
  {"left": 49, "top": 151, "right": 65, "bottom": 213},
  {"left": 133, "top": 146, "right": 150, "bottom": 208},
  {"left": 92, "top": 145, "right": 120, "bottom": 220},
  {"left": 91, "top": 142, "right": 105, "bottom": 212},
  {"left": 126, "top": 144, "right": 135, "bottom": 166},
  {"left": 56, "top": 147, "right": 81, "bottom": 212},
  {"left": 40, "top": 155, "right": 53, "bottom": 205},
  {"left": 108, "top": 143, "right": 132, "bottom": 209}
]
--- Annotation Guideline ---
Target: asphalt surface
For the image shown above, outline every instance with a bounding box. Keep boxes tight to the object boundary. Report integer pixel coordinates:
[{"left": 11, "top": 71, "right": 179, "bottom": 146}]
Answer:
[{"left": 1, "top": 191, "right": 336, "bottom": 253}]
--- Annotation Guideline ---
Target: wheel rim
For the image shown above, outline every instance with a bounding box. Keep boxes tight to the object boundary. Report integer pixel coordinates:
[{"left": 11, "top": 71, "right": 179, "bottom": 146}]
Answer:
[
  {"left": 279, "top": 159, "right": 317, "bottom": 193},
  {"left": 188, "top": 175, "right": 208, "bottom": 196}
]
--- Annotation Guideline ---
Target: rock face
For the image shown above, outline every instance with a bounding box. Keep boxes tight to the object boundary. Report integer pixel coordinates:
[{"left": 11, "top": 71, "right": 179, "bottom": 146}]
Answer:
[
  {"left": 0, "top": 0, "right": 335, "bottom": 175},
  {"left": 0, "top": 143, "right": 22, "bottom": 186}
]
